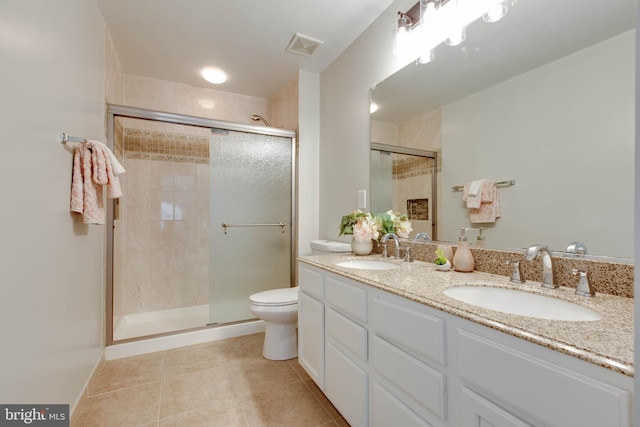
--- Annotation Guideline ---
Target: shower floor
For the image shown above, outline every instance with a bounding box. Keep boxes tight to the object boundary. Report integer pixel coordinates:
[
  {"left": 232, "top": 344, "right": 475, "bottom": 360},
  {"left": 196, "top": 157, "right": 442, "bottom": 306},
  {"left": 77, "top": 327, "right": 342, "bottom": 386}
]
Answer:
[{"left": 114, "top": 304, "right": 209, "bottom": 341}]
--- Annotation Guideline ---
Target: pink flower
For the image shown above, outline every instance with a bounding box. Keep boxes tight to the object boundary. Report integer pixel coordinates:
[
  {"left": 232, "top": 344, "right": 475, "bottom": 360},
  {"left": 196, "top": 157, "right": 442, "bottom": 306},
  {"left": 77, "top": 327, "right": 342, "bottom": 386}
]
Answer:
[{"left": 352, "top": 221, "right": 373, "bottom": 242}]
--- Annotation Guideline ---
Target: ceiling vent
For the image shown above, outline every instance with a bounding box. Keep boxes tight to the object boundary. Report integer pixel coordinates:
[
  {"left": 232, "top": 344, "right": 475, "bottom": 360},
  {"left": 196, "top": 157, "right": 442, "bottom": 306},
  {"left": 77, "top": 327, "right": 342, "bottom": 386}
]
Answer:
[{"left": 285, "top": 33, "right": 324, "bottom": 57}]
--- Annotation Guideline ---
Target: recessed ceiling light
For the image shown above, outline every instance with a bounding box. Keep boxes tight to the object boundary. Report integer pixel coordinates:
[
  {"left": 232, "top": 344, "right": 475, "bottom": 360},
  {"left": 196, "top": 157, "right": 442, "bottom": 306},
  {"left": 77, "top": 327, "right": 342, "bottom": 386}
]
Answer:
[{"left": 201, "top": 67, "right": 227, "bottom": 84}]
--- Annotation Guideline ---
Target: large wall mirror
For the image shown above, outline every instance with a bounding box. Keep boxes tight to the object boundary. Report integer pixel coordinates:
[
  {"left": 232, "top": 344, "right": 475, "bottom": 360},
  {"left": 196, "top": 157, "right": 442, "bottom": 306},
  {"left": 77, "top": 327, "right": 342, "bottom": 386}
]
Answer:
[{"left": 370, "top": 0, "right": 635, "bottom": 259}]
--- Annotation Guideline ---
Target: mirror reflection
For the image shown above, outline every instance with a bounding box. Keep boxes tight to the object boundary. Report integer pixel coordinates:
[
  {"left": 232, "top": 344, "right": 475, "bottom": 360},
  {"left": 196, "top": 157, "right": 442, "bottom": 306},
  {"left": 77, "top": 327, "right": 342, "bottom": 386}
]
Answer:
[{"left": 370, "top": 0, "right": 635, "bottom": 259}]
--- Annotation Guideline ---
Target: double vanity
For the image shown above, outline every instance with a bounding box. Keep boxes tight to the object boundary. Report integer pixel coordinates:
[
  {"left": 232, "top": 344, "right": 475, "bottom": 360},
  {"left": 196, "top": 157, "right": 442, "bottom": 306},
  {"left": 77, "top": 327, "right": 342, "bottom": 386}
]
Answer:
[{"left": 297, "top": 254, "right": 634, "bottom": 427}]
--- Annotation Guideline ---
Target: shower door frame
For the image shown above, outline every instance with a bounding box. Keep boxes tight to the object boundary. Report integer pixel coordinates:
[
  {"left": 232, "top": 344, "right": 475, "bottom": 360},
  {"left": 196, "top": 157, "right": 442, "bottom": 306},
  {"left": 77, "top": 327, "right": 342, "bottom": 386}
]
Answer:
[
  {"left": 370, "top": 143, "right": 438, "bottom": 241},
  {"left": 105, "top": 104, "right": 297, "bottom": 345}
]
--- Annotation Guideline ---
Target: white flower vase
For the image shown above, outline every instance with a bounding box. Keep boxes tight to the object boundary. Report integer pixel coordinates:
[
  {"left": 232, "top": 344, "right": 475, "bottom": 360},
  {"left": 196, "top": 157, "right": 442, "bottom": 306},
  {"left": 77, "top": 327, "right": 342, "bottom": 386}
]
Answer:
[
  {"left": 435, "top": 260, "right": 452, "bottom": 271},
  {"left": 351, "top": 237, "right": 373, "bottom": 255}
]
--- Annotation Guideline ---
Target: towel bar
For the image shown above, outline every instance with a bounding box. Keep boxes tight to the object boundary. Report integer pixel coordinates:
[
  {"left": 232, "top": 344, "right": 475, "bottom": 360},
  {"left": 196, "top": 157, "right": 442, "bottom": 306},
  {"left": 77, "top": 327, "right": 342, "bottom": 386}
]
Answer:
[
  {"left": 60, "top": 132, "right": 87, "bottom": 144},
  {"left": 452, "top": 179, "right": 515, "bottom": 191},
  {"left": 222, "top": 222, "right": 286, "bottom": 235}
]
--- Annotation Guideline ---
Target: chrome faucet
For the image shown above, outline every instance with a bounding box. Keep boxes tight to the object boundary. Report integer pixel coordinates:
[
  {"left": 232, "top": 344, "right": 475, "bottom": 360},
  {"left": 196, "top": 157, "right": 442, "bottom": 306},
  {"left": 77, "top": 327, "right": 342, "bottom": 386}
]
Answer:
[
  {"left": 412, "top": 232, "right": 431, "bottom": 242},
  {"left": 572, "top": 269, "right": 595, "bottom": 297},
  {"left": 524, "top": 244, "right": 558, "bottom": 288},
  {"left": 506, "top": 259, "right": 525, "bottom": 284},
  {"left": 566, "top": 241, "right": 588, "bottom": 255},
  {"left": 381, "top": 233, "right": 401, "bottom": 259}
]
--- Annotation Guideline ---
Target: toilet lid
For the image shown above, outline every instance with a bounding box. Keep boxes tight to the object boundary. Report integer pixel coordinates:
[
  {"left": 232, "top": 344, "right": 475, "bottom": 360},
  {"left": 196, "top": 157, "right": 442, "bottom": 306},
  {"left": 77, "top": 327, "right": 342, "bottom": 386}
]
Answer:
[{"left": 249, "top": 287, "right": 299, "bottom": 306}]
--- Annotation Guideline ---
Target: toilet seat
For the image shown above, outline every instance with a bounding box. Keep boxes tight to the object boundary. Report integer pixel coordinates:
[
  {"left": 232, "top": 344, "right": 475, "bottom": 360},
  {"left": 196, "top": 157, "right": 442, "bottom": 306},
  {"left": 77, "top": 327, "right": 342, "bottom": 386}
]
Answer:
[{"left": 249, "top": 287, "right": 298, "bottom": 306}]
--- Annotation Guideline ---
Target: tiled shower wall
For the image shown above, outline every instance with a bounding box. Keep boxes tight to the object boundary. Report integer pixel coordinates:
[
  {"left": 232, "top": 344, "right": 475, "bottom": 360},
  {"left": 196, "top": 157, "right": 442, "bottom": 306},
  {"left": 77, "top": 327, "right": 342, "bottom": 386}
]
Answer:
[
  {"left": 392, "top": 155, "right": 434, "bottom": 237},
  {"left": 114, "top": 121, "right": 211, "bottom": 317}
]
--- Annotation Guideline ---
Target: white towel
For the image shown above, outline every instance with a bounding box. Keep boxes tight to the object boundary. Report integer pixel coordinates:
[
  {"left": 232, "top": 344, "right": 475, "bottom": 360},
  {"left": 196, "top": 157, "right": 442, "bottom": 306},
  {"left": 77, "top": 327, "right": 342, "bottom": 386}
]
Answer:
[
  {"left": 468, "top": 179, "right": 485, "bottom": 196},
  {"left": 87, "top": 140, "right": 126, "bottom": 175}
]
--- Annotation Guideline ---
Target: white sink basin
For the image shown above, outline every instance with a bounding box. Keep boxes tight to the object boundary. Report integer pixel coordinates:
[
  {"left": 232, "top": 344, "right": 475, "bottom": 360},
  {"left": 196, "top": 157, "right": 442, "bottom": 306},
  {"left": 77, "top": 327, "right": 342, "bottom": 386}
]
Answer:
[
  {"left": 335, "top": 260, "right": 401, "bottom": 271},
  {"left": 443, "top": 286, "right": 601, "bottom": 321}
]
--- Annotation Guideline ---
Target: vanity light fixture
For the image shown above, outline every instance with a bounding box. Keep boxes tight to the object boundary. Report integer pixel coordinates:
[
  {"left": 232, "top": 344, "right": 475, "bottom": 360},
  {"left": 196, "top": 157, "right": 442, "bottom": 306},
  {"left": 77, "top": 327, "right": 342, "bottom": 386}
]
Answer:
[
  {"left": 370, "top": 102, "right": 379, "bottom": 114},
  {"left": 393, "top": 12, "right": 414, "bottom": 56},
  {"left": 394, "top": 0, "right": 512, "bottom": 62}
]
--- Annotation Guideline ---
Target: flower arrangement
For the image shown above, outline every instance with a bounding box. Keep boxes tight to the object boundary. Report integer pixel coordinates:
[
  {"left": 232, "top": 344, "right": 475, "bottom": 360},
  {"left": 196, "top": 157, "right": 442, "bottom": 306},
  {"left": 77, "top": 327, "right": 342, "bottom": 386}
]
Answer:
[
  {"left": 339, "top": 210, "right": 379, "bottom": 243},
  {"left": 339, "top": 209, "right": 413, "bottom": 243}
]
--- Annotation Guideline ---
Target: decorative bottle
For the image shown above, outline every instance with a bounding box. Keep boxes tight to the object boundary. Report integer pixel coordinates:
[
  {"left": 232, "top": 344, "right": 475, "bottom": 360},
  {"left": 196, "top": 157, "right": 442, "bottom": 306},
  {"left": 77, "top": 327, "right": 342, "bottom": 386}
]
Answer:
[{"left": 453, "top": 227, "right": 475, "bottom": 272}]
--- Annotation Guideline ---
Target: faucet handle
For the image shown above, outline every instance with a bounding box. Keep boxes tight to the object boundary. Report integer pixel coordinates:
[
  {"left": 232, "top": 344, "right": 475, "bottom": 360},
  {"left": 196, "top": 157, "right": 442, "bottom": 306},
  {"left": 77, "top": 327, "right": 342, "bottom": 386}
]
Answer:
[
  {"left": 401, "top": 246, "right": 413, "bottom": 263},
  {"left": 572, "top": 269, "right": 595, "bottom": 297},
  {"left": 382, "top": 243, "right": 388, "bottom": 258},
  {"left": 506, "top": 260, "right": 525, "bottom": 284}
]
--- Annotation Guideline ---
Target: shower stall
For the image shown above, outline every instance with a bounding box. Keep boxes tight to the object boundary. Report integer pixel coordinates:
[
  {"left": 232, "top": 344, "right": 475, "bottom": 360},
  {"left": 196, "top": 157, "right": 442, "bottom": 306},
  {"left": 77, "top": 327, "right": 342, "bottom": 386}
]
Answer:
[
  {"left": 370, "top": 143, "right": 438, "bottom": 240},
  {"left": 106, "top": 105, "right": 296, "bottom": 344}
]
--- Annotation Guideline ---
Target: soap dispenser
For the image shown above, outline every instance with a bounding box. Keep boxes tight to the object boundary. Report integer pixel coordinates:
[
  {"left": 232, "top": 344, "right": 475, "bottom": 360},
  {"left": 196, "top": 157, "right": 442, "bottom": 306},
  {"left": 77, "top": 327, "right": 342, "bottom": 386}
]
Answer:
[
  {"left": 453, "top": 227, "right": 475, "bottom": 272},
  {"left": 476, "top": 227, "right": 486, "bottom": 247}
]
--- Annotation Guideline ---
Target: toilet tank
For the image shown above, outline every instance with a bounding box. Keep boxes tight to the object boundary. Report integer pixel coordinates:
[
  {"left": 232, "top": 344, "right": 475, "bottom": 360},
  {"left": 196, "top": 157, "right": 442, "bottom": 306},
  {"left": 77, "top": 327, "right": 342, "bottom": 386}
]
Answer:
[{"left": 310, "top": 240, "right": 352, "bottom": 255}]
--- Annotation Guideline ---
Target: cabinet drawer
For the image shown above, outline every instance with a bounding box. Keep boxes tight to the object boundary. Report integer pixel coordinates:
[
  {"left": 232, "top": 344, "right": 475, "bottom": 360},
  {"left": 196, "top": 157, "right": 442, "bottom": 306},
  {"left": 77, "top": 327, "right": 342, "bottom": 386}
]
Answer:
[
  {"left": 326, "top": 307, "right": 367, "bottom": 360},
  {"left": 371, "top": 296, "right": 446, "bottom": 366},
  {"left": 458, "top": 329, "right": 631, "bottom": 427},
  {"left": 371, "top": 336, "right": 446, "bottom": 421},
  {"left": 298, "top": 264, "right": 324, "bottom": 300},
  {"left": 326, "top": 275, "right": 366, "bottom": 323}
]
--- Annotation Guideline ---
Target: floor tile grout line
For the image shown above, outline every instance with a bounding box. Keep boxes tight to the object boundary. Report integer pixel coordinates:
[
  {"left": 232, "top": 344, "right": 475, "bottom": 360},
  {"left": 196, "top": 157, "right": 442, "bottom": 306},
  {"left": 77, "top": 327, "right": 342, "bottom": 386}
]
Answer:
[{"left": 85, "top": 379, "right": 163, "bottom": 399}]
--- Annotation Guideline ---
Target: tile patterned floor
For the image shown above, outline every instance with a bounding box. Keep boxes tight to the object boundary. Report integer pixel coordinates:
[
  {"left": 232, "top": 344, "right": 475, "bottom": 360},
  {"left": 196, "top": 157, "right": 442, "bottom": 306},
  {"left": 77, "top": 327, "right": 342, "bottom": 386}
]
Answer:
[{"left": 72, "top": 333, "right": 349, "bottom": 427}]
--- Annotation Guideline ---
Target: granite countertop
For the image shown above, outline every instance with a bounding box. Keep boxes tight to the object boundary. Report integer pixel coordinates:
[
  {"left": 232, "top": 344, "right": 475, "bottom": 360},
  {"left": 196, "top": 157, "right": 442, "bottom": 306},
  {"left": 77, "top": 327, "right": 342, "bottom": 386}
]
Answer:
[{"left": 299, "top": 254, "right": 634, "bottom": 377}]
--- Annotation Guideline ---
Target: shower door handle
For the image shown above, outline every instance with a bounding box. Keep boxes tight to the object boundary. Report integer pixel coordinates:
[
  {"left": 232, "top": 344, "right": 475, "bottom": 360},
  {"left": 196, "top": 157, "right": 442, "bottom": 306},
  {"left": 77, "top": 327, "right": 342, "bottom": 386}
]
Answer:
[{"left": 221, "top": 222, "right": 285, "bottom": 235}]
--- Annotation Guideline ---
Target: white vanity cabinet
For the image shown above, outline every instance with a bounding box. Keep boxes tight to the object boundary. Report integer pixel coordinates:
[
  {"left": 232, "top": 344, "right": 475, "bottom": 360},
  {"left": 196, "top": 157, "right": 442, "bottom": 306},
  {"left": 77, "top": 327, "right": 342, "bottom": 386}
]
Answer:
[
  {"left": 297, "top": 261, "right": 633, "bottom": 427},
  {"left": 454, "top": 321, "right": 633, "bottom": 427},
  {"left": 298, "top": 265, "right": 325, "bottom": 388},
  {"left": 324, "top": 274, "right": 369, "bottom": 427},
  {"left": 369, "top": 290, "right": 449, "bottom": 427}
]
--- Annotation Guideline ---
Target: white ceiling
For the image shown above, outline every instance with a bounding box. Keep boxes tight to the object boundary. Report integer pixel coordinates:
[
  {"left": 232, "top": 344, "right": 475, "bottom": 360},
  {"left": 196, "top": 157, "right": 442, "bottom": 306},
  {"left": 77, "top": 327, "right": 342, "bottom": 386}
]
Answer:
[{"left": 97, "top": 0, "right": 395, "bottom": 99}]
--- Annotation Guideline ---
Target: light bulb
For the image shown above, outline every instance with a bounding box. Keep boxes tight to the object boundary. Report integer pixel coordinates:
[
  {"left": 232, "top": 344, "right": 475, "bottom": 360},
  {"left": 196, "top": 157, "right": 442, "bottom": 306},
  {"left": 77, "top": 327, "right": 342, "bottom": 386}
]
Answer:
[
  {"left": 445, "top": 27, "right": 467, "bottom": 46},
  {"left": 483, "top": 1, "right": 508, "bottom": 23},
  {"left": 393, "top": 15, "right": 412, "bottom": 56},
  {"left": 419, "top": 49, "right": 435, "bottom": 64}
]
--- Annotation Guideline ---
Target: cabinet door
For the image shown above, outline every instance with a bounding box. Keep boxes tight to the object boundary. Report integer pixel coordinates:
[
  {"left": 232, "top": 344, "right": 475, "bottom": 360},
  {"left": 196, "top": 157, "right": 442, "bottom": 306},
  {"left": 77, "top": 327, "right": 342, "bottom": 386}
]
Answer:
[
  {"left": 458, "top": 329, "right": 632, "bottom": 427},
  {"left": 298, "top": 291, "right": 324, "bottom": 388},
  {"left": 325, "top": 341, "right": 368, "bottom": 427},
  {"left": 371, "top": 380, "right": 434, "bottom": 427},
  {"left": 460, "top": 387, "right": 532, "bottom": 427}
]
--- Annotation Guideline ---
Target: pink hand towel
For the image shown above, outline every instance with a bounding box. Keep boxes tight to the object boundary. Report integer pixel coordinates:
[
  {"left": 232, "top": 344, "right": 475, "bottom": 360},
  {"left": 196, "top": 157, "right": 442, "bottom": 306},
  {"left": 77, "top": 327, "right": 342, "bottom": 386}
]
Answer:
[
  {"left": 71, "top": 145, "right": 104, "bottom": 224},
  {"left": 70, "top": 141, "right": 123, "bottom": 224},
  {"left": 469, "top": 181, "right": 500, "bottom": 223}
]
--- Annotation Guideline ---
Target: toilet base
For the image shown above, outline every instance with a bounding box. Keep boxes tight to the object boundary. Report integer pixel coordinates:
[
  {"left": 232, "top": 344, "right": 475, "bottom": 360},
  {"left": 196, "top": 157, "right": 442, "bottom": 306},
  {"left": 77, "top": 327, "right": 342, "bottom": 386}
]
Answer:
[{"left": 262, "top": 322, "right": 297, "bottom": 360}]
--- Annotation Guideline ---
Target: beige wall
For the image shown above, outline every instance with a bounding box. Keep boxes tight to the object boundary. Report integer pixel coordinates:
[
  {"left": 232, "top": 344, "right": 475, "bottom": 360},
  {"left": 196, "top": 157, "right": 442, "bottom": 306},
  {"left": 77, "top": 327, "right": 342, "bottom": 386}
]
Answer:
[
  {"left": 270, "top": 72, "right": 299, "bottom": 130},
  {"left": 319, "top": 0, "right": 416, "bottom": 242},
  {"left": 123, "top": 74, "right": 271, "bottom": 125},
  {"left": 0, "top": 0, "right": 106, "bottom": 410}
]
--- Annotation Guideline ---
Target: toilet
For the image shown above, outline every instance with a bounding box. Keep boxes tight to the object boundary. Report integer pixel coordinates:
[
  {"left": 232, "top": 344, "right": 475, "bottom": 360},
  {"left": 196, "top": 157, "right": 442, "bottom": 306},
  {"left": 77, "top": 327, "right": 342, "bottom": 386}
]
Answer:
[
  {"left": 249, "top": 287, "right": 299, "bottom": 360},
  {"left": 310, "top": 239, "right": 352, "bottom": 255},
  {"left": 248, "top": 240, "right": 351, "bottom": 361}
]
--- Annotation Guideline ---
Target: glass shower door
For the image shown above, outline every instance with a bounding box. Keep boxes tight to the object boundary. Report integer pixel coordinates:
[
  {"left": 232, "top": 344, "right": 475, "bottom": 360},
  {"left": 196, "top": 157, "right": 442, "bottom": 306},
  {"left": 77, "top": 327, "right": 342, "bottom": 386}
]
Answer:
[{"left": 209, "top": 129, "right": 293, "bottom": 324}]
